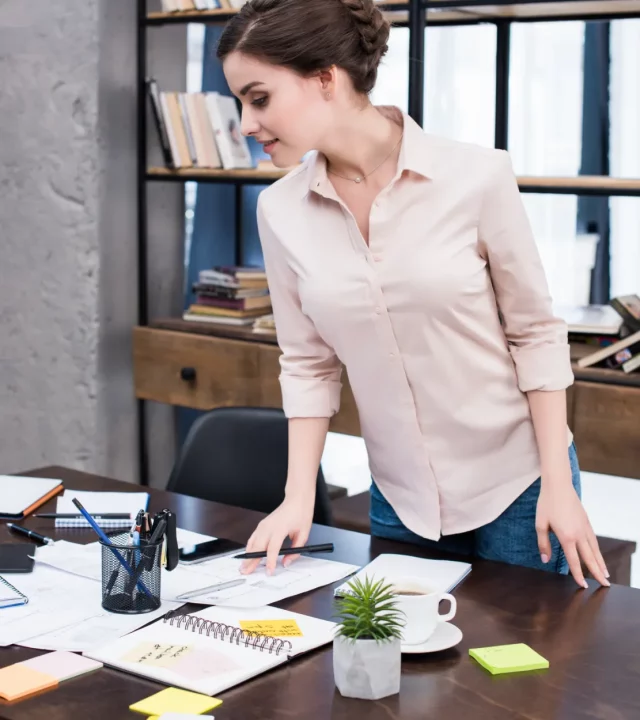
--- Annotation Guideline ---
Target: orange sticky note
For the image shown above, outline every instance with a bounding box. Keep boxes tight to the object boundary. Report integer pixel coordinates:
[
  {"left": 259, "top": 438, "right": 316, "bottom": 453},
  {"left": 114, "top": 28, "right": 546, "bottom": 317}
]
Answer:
[{"left": 0, "top": 665, "right": 58, "bottom": 701}]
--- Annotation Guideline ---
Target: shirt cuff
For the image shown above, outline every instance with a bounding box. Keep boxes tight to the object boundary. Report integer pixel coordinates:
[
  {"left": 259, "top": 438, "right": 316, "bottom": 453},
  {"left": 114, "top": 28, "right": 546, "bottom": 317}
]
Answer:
[
  {"left": 509, "top": 344, "right": 574, "bottom": 392},
  {"left": 280, "top": 376, "right": 342, "bottom": 418}
]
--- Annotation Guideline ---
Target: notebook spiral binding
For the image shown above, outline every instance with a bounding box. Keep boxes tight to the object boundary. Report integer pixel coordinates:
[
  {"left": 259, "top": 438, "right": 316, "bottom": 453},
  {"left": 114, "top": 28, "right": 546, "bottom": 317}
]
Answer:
[
  {"left": 0, "top": 574, "right": 29, "bottom": 608},
  {"left": 163, "top": 610, "right": 294, "bottom": 656}
]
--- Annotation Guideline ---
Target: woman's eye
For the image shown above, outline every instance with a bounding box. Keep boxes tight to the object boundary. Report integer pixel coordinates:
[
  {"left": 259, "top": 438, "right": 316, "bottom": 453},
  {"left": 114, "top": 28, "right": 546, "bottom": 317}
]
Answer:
[{"left": 252, "top": 96, "right": 268, "bottom": 108}]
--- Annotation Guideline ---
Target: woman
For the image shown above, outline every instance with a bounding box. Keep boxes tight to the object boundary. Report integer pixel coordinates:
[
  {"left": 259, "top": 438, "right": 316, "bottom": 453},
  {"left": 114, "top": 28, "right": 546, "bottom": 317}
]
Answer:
[{"left": 217, "top": 0, "right": 609, "bottom": 589}]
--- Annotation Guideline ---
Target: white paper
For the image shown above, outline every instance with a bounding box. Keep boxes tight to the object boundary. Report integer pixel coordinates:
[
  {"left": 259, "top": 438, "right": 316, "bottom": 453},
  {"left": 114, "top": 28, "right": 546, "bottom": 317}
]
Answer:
[
  {"left": 0, "top": 558, "right": 179, "bottom": 651},
  {"left": 334, "top": 553, "right": 472, "bottom": 597}
]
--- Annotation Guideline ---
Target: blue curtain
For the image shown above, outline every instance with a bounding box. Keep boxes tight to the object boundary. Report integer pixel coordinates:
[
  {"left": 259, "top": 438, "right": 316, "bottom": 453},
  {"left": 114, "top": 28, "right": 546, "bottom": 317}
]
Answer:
[
  {"left": 578, "top": 22, "right": 611, "bottom": 304},
  {"left": 179, "top": 26, "right": 270, "bottom": 444}
]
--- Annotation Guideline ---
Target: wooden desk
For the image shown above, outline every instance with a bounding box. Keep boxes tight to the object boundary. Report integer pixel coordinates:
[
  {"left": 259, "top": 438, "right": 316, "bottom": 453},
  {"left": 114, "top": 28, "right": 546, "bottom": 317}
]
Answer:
[{"left": 2, "top": 466, "right": 640, "bottom": 720}]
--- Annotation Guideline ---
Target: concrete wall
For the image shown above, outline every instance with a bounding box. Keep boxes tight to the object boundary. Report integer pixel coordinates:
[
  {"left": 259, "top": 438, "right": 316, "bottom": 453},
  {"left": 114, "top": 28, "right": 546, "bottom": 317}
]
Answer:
[{"left": 0, "top": 1, "right": 186, "bottom": 484}]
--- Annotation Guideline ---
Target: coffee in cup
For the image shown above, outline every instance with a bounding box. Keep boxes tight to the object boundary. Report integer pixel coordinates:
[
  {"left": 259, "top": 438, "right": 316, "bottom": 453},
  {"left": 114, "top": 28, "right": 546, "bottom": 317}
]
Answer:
[{"left": 390, "top": 577, "right": 456, "bottom": 645}]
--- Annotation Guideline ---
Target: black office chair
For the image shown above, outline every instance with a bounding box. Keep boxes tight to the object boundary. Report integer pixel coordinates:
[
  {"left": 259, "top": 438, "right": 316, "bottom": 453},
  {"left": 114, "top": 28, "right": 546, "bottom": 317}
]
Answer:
[{"left": 167, "top": 407, "right": 334, "bottom": 525}]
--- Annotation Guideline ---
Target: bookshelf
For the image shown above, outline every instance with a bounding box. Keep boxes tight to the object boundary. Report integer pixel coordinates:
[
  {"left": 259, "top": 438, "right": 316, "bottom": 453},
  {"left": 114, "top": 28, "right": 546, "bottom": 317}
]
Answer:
[{"left": 137, "top": 0, "right": 640, "bottom": 486}]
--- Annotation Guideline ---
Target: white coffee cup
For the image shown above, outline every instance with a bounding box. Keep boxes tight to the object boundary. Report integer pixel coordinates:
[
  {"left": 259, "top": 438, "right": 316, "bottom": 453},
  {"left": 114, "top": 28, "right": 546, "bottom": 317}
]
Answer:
[{"left": 390, "top": 576, "right": 457, "bottom": 645}]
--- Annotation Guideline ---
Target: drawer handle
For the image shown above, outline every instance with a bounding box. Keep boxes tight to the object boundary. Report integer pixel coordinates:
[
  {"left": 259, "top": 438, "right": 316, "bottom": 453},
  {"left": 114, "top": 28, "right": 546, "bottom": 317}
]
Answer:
[{"left": 180, "top": 367, "right": 197, "bottom": 382}]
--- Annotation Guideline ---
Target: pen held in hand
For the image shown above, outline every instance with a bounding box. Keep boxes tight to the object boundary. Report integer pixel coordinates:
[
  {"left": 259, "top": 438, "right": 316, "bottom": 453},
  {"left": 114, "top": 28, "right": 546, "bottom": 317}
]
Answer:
[{"left": 234, "top": 542, "right": 334, "bottom": 560}]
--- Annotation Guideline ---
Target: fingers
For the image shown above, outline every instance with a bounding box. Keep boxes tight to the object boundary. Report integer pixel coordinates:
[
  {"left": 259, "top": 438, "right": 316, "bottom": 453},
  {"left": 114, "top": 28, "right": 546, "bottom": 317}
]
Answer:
[
  {"left": 265, "top": 532, "right": 288, "bottom": 575},
  {"left": 240, "top": 529, "right": 265, "bottom": 575},
  {"left": 587, "top": 531, "right": 610, "bottom": 583},
  {"left": 579, "top": 537, "right": 610, "bottom": 588},
  {"left": 536, "top": 523, "right": 552, "bottom": 566},
  {"left": 283, "top": 528, "right": 310, "bottom": 568},
  {"left": 563, "top": 542, "right": 588, "bottom": 589}
]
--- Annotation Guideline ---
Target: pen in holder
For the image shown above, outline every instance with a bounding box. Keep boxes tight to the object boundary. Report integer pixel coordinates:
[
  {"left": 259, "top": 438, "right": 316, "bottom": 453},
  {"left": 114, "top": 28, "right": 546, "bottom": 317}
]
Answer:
[{"left": 100, "top": 533, "right": 162, "bottom": 614}]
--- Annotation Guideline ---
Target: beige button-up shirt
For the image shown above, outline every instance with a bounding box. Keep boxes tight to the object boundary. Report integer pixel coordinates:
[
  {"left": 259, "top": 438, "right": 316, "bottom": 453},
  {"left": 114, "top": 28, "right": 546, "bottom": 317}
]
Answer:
[{"left": 257, "top": 107, "right": 574, "bottom": 540}]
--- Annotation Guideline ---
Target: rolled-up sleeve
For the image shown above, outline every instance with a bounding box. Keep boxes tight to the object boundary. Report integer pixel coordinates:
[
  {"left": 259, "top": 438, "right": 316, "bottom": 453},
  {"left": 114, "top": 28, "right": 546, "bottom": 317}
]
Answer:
[
  {"left": 478, "top": 150, "right": 574, "bottom": 393},
  {"left": 257, "top": 194, "right": 342, "bottom": 417}
]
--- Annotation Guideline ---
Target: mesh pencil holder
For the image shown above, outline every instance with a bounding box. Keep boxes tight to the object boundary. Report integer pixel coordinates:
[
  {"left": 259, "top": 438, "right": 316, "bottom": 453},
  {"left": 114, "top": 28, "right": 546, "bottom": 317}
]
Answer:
[{"left": 100, "top": 532, "right": 162, "bottom": 614}]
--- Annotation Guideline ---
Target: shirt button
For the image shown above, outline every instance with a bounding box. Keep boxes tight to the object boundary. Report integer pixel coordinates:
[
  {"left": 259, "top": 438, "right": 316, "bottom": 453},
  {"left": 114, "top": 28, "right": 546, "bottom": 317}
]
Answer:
[
  {"left": 389, "top": 352, "right": 395, "bottom": 358},
  {"left": 375, "top": 307, "right": 382, "bottom": 315},
  {"left": 373, "top": 254, "right": 383, "bottom": 262}
]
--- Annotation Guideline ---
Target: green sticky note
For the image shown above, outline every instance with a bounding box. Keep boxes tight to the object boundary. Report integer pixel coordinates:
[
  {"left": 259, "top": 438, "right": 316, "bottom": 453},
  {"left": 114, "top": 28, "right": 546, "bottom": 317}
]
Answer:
[
  {"left": 129, "top": 687, "right": 222, "bottom": 716},
  {"left": 469, "top": 643, "right": 549, "bottom": 675}
]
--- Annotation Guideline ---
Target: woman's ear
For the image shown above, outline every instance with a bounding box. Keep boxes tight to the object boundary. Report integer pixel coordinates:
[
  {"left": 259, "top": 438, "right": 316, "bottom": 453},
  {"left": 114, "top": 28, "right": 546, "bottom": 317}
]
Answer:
[{"left": 316, "top": 66, "right": 338, "bottom": 95}]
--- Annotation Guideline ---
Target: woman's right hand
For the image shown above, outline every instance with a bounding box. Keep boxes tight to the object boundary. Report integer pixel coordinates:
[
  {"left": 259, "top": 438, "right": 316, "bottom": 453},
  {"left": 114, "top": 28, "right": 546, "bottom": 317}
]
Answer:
[{"left": 240, "top": 493, "right": 315, "bottom": 576}]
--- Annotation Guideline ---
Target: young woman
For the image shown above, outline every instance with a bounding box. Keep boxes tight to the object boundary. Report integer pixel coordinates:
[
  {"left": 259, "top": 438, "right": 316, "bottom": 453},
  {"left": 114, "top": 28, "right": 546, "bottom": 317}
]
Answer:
[{"left": 217, "top": 0, "right": 609, "bottom": 589}]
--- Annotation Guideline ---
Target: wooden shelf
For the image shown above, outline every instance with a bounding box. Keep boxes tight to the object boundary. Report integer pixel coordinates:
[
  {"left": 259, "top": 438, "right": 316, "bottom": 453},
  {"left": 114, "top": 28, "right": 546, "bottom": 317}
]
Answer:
[
  {"left": 146, "top": 1, "right": 640, "bottom": 27},
  {"left": 149, "top": 318, "right": 640, "bottom": 388},
  {"left": 146, "top": 166, "right": 288, "bottom": 183},
  {"left": 147, "top": 167, "right": 640, "bottom": 194}
]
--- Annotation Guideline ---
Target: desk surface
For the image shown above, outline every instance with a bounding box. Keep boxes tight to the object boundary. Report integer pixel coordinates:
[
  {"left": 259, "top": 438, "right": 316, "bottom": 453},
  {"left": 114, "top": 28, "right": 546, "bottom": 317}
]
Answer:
[{"left": 1, "top": 466, "right": 639, "bottom": 720}]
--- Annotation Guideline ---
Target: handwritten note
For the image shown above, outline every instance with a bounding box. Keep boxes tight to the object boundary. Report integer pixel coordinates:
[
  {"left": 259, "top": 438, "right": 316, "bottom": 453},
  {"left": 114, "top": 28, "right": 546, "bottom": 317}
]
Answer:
[
  {"left": 122, "top": 643, "right": 193, "bottom": 669},
  {"left": 239, "top": 619, "right": 303, "bottom": 637}
]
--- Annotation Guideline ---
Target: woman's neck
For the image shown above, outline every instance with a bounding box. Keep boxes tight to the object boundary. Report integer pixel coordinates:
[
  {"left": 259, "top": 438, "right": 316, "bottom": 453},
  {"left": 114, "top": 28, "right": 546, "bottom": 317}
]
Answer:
[{"left": 319, "top": 104, "right": 403, "bottom": 181}]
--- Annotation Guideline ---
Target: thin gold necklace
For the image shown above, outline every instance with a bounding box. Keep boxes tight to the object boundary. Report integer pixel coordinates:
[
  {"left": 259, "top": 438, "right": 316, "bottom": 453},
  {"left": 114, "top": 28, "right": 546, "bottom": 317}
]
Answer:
[{"left": 327, "top": 133, "right": 403, "bottom": 184}]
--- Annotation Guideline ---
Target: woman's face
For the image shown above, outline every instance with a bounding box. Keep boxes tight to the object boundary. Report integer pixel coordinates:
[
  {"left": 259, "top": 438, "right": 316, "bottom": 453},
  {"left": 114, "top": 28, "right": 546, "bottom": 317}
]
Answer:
[{"left": 223, "top": 52, "right": 333, "bottom": 167}]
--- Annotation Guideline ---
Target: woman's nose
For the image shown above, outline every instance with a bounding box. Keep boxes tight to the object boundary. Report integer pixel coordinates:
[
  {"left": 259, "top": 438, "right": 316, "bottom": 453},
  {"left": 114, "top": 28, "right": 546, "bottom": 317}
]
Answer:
[{"left": 241, "top": 108, "right": 260, "bottom": 137}]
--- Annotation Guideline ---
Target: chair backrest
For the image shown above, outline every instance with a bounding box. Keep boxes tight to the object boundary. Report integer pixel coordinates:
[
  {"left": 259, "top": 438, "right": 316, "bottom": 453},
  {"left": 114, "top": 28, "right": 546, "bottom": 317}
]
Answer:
[{"left": 167, "top": 407, "right": 333, "bottom": 525}]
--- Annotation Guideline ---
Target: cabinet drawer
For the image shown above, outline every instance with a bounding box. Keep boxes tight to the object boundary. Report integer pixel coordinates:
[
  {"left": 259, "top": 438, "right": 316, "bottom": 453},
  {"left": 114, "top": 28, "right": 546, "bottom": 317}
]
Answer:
[
  {"left": 133, "top": 327, "right": 262, "bottom": 410},
  {"left": 572, "top": 381, "right": 640, "bottom": 479}
]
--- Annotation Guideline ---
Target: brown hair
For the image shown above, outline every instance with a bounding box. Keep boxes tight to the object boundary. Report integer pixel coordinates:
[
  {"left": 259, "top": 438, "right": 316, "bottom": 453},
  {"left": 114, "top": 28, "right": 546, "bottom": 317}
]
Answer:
[{"left": 216, "top": 0, "right": 390, "bottom": 95}]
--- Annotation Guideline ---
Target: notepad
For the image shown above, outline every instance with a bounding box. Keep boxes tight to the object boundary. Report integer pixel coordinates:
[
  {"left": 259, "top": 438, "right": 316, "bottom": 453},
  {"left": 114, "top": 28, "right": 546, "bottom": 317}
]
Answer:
[
  {"left": 85, "top": 605, "right": 336, "bottom": 696},
  {"left": 0, "top": 476, "right": 64, "bottom": 520},
  {"left": 55, "top": 490, "right": 149, "bottom": 528},
  {"left": 0, "top": 574, "right": 29, "bottom": 608},
  {"left": 129, "top": 687, "right": 222, "bottom": 716},
  {"left": 19, "top": 651, "right": 103, "bottom": 681},
  {"left": 469, "top": 643, "right": 549, "bottom": 675},
  {"left": 0, "top": 664, "right": 58, "bottom": 702}
]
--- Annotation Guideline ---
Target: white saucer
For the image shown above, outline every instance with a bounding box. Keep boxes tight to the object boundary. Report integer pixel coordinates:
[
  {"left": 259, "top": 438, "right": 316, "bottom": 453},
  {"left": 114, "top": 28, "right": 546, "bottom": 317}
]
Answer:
[{"left": 401, "top": 622, "right": 463, "bottom": 654}]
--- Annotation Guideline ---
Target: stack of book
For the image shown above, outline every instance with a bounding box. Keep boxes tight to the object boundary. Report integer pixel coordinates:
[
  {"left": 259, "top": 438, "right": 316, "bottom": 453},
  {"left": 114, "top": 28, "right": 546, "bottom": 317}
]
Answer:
[
  {"left": 146, "top": 79, "right": 253, "bottom": 170},
  {"left": 184, "top": 267, "right": 272, "bottom": 326},
  {"left": 160, "top": 1, "right": 247, "bottom": 12},
  {"left": 561, "top": 294, "right": 640, "bottom": 374}
]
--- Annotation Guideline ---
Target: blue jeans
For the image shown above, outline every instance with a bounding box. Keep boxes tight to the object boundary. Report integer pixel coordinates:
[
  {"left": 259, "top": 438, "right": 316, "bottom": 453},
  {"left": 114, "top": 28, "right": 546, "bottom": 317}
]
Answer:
[{"left": 370, "top": 442, "right": 581, "bottom": 575}]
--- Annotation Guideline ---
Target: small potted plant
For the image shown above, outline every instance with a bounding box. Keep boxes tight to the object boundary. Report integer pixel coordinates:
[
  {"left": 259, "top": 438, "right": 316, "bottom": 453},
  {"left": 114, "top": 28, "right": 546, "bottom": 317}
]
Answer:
[{"left": 333, "top": 575, "right": 405, "bottom": 700}]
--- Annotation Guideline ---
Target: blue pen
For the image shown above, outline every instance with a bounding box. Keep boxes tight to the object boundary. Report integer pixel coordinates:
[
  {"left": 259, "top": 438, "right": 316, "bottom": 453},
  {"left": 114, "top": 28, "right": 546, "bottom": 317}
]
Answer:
[{"left": 72, "top": 497, "right": 153, "bottom": 599}]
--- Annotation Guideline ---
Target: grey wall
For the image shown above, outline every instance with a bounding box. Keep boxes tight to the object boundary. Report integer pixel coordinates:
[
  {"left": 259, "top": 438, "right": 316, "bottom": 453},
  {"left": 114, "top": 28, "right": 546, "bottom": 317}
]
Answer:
[{"left": 0, "top": 1, "right": 186, "bottom": 484}]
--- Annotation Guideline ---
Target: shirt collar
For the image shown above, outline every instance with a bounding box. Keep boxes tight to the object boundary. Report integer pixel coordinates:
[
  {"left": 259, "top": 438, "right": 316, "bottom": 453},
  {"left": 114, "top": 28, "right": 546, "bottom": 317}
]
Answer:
[{"left": 307, "top": 105, "right": 436, "bottom": 197}]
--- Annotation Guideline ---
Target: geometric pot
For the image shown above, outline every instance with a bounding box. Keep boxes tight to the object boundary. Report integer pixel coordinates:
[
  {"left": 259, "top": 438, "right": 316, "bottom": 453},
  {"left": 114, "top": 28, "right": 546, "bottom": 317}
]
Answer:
[{"left": 333, "top": 635, "right": 402, "bottom": 700}]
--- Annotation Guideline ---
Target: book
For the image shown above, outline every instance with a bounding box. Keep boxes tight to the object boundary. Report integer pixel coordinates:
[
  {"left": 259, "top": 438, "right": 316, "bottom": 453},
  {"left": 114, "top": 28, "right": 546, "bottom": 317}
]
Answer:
[
  {"left": 84, "top": 605, "right": 336, "bottom": 696},
  {"left": 469, "top": 643, "right": 549, "bottom": 675},
  {"left": 0, "top": 475, "right": 64, "bottom": 520},
  {"left": 576, "top": 328, "right": 640, "bottom": 369},
  {"left": 610, "top": 294, "right": 640, "bottom": 333},
  {"left": 182, "top": 312, "right": 258, "bottom": 326},
  {"left": 554, "top": 304, "right": 623, "bottom": 336},
  {"left": 205, "top": 92, "right": 253, "bottom": 170},
  {"left": 334, "top": 553, "right": 471, "bottom": 596},
  {"left": 622, "top": 353, "right": 640, "bottom": 373},
  {"left": 146, "top": 78, "right": 174, "bottom": 168}
]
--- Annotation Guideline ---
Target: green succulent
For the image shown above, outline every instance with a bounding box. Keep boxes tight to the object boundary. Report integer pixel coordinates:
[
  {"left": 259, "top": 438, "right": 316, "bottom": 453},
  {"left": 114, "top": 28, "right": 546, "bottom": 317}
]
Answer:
[{"left": 334, "top": 575, "right": 405, "bottom": 643}]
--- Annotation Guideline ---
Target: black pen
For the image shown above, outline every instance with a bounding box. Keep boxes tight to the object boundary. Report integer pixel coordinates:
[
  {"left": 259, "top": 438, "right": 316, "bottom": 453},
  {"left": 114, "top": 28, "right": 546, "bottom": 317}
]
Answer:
[
  {"left": 234, "top": 542, "right": 334, "bottom": 559},
  {"left": 34, "top": 513, "right": 132, "bottom": 520},
  {"left": 7, "top": 523, "right": 54, "bottom": 545}
]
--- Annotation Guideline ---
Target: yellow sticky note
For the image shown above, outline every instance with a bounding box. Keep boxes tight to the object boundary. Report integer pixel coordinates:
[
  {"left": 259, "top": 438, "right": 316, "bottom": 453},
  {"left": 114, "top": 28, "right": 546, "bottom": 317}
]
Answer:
[
  {"left": 469, "top": 643, "right": 549, "bottom": 675},
  {"left": 0, "top": 664, "right": 58, "bottom": 702},
  {"left": 239, "top": 619, "right": 303, "bottom": 637},
  {"left": 129, "top": 687, "right": 222, "bottom": 716}
]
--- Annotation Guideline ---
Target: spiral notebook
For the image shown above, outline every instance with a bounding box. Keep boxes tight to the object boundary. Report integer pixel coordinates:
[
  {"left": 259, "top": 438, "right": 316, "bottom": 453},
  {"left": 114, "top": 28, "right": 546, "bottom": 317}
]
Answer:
[
  {"left": 0, "top": 575, "right": 29, "bottom": 609},
  {"left": 84, "top": 605, "right": 336, "bottom": 696},
  {"left": 54, "top": 490, "right": 149, "bottom": 529}
]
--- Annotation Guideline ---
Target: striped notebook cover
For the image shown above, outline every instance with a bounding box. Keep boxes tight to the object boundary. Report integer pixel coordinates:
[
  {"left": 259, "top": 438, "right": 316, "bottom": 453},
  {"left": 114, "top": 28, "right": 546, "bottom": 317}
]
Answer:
[{"left": 0, "top": 575, "right": 28, "bottom": 609}]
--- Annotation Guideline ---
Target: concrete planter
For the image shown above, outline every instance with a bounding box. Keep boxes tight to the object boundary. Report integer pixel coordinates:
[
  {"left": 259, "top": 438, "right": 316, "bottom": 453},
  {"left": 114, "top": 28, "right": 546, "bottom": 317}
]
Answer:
[{"left": 333, "top": 635, "right": 401, "bottom": 700}]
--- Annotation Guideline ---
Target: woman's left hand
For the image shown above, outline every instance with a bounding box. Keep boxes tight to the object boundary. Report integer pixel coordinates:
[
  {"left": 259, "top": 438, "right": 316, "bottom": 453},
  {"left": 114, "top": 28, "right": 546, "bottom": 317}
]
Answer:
[{"left": 536, "top": 479, "right": 610, "bottom": 589}]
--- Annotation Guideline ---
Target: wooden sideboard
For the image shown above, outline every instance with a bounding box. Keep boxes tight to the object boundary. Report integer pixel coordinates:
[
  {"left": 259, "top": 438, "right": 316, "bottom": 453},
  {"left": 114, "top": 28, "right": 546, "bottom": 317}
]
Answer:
[{"left": 133, "top": 319, "right": 640, "bottom": 479}]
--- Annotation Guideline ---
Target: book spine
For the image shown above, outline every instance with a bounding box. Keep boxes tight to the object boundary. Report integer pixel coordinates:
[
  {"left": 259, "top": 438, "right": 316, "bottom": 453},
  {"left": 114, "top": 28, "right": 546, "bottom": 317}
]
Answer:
[
  {"left": 610, "top": 297, "right": 640, "bottom": 333},
  {"left": 146, "top": 79, "right": 174, "bottom": 168}
]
